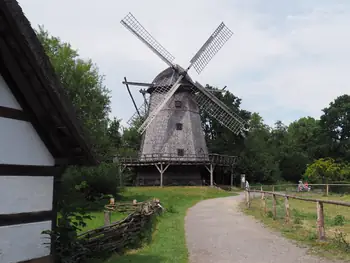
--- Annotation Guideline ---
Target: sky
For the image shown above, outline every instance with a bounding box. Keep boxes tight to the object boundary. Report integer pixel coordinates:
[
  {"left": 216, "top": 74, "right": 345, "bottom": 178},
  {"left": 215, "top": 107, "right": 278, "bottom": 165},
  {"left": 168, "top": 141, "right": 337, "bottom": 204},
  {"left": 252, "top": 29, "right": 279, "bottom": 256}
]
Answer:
[{"left": 17, "top": 0, "right": 350, "bottom": 127}]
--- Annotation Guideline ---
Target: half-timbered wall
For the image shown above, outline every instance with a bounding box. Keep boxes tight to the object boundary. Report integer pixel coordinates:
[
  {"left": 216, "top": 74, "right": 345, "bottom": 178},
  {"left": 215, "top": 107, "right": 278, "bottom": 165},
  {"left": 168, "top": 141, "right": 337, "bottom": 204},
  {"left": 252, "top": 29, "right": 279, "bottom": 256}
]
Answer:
[{"left": 0, "top": 74, "right": 55, "bottom": 263}]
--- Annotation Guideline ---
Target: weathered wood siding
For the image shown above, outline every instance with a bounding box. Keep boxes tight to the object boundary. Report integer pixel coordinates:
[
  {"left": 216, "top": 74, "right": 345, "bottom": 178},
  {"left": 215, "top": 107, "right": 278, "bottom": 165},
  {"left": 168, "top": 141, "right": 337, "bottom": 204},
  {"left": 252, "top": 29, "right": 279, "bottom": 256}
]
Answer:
[{"left": 140, "top": 91, "right": 208, "bottom": 160}]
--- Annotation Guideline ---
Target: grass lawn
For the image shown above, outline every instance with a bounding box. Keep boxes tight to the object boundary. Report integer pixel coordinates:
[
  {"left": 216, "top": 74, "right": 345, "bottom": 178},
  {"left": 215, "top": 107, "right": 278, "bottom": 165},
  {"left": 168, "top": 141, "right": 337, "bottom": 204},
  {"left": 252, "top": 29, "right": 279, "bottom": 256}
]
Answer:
[
  {"left": 86, "top": 186, "right": 236, "bottom": 263},
  {"left": 241, "top": 193, "right": 350, "bottom": 261}
]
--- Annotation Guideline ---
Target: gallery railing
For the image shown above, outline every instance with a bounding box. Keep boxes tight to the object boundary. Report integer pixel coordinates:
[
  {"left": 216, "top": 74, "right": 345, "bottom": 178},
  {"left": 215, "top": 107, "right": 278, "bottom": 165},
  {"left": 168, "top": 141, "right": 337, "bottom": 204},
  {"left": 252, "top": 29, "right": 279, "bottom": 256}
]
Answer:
[{"left": 114, "top": 153, "right": 237, "bottom": 166}]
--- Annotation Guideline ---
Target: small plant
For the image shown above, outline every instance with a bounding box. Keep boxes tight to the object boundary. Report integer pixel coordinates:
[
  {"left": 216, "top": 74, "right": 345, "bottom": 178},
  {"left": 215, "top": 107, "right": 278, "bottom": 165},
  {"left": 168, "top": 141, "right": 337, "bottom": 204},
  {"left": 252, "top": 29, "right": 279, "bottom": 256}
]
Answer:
[
  {"left": 293, "top": 217, "right": 302, "bottom": 225},
  {"left": 332, "top": 215, "right": 345, "bottom": 226},
  {"left": 266, "top": 211, "right": 273, "bottom": 218},
  {"left": 306, "top": 231, "right": 317, "bottom": 241},
  {"left": 333, "top": 230, "right": 350, "bottom": 252},
  {"left": 166, "top": 205, "right": 178, "bottom": 214}
]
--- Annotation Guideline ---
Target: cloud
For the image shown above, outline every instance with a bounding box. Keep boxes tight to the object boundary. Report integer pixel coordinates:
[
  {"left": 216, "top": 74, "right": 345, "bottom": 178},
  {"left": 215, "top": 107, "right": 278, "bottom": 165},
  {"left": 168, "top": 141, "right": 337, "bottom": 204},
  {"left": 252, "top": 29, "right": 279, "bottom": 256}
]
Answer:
[{"left": 17, "top": 0, "right": 350, "bottom": 127}]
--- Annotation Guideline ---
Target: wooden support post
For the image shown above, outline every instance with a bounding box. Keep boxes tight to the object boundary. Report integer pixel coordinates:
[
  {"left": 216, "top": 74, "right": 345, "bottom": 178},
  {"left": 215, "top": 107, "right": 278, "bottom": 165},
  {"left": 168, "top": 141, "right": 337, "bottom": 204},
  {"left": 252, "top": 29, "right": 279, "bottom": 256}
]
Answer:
[
  {"left": 272, "top": 194, "right": 277, "bottom": 219},
  {"left": 245, "top": 191, "right": 250, "bottom": 208},
  {"left": 261, "top": 192, "right": 266, "bottom": 210},
  {"left": 263, "top": 195, "right": 267, "bottom": 214},
  {"left": 104, "top": 210, "right": 111, "bottom": 225},
  {"left": 119, "top": 165, "right": 123, "bottom": 187},
  {"left": 155, "top": 163, "right": 170, "bottom": 187},
  {"left": 230, "top": 166, "right": 234, "bottom": 190},
  {"left": 284, "top": 196, "right": 290, "bottom": 223},
  {"left": 248, "top": 191, "right": 251, "bottom": 208},
  {"left": 160, "top": 163, "right": 163, "bottom": 187},
  {"left": 326, "top": 184, "right": 329, "bottom": 196},
  {"left": 205, "top": 164, "right": 215, "bottom": 187},
  {"left": 316, "top": 201, "right": 326, "bottom": 240}
]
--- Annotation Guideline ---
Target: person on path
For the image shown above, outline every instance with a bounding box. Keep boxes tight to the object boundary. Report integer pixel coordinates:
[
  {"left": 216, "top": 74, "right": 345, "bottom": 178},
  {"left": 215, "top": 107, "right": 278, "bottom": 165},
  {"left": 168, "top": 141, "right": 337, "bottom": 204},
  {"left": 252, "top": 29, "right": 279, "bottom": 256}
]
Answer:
[{"left": 245, "top": 180, "right": 250, "bottom": 190}]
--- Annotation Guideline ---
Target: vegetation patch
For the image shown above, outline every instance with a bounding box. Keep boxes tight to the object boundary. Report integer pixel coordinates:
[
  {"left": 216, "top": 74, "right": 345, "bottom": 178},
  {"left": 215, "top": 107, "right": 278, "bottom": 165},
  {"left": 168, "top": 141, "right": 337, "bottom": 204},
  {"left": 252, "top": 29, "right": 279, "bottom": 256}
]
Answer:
[
  {"left": 86, "top": 186, "right": 234, "bottom": 263},
  {"left": 241, "top": 193, "right": 350, "bottom": 261}
]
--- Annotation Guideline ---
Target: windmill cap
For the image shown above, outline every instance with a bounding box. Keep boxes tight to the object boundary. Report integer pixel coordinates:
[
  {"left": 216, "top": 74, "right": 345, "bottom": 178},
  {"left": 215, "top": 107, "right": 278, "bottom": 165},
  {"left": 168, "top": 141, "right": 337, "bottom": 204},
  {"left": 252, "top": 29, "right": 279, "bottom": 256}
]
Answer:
[{"left": 148, "top": 66, "right": 194, "bottom": 93}]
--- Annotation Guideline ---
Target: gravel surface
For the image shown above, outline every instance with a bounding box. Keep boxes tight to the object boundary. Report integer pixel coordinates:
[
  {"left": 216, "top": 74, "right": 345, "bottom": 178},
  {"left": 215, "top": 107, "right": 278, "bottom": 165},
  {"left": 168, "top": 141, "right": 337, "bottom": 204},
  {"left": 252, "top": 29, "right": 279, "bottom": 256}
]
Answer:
[{"left": 185, "top": 192, "right": 344, "bottom": 263}]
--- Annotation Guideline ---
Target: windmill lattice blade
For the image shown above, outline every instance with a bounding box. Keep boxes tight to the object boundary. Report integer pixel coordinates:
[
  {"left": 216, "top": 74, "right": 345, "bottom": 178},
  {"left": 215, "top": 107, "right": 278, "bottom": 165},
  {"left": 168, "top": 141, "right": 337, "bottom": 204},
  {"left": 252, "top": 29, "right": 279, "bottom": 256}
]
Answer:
[
  {"left": 127, "top": 100, "right": 149, "bottom": 126},
  {"left": 121, "top": 12, "right": 175, "bottom": 67},
  {"left": 191, "top": 82, "right": 246, "bottom": 134},
  {"left": 190, "top": 22, "right": 233, "bottom": 74},
  {"left": 137, "top": 76, "right": 184, "bottom": 134}
]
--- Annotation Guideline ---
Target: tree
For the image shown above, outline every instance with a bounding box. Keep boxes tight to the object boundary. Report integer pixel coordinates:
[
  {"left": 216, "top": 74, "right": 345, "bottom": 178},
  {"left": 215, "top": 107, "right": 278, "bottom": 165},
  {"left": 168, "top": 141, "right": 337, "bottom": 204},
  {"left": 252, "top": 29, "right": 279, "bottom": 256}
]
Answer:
[
  {"left": 201, "top": 86, "right": 250, "bottom": 156},
  {"left": 37, "top": 26, "right": 111, "bottom": 158},
  {"left": 304, "top": 158, "right": 342, "bottom": 183},
  {"left": 240, "top": 113, "right": 281, "bottom": 183},
  {"left": 320, "top": 95, "right": 350, "bottom": 161},
  {"left": 108, "top": 117, "right": 122, "bottom": 153}
]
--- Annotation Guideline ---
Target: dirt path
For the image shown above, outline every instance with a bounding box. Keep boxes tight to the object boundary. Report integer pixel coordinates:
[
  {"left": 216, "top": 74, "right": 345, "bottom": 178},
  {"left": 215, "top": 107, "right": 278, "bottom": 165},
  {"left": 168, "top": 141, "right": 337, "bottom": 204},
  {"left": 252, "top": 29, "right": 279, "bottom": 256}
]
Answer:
[{"left": 185, "top": 193, "right": 342, "bottom": 263}]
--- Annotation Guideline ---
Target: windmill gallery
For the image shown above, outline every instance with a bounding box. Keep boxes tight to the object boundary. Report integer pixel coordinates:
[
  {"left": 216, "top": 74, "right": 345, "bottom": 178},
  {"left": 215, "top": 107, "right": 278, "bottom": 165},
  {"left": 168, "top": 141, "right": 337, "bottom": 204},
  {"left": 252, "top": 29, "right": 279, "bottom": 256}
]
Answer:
[{"left": 116, "top": 13, "right": 249, "bottom": 187}]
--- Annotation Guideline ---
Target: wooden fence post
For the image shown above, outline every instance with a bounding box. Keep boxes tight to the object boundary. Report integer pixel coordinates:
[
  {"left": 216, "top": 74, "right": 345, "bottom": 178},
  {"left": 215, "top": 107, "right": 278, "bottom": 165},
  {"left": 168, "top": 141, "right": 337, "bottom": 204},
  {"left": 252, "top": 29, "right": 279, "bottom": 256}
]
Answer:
[
  {"left": 272, "top": 194, "right": 277, "bottom": 219},
  {"left": 284, "top": 196, "right": 290, "bottom": 223},
  {"left": 260, "top": 186, "right": 263, "bottom": 199},
  {"left": 104, "top": 210, "right": 111, "bottom": 225},
  {"left": 246, "top": 191, "right": 251, "bottom": 208},
  {"left": 261, "top": 193, "right": 266, "bottom": 212},
  {"left": 272, "top": 185, "right": 275, "bottom": 192},
  {"left": 326, "top": 184, "right": 329, "bottom": 196},
  {"left": 316, "top": 201, "right": 326, "bottom": 240}
]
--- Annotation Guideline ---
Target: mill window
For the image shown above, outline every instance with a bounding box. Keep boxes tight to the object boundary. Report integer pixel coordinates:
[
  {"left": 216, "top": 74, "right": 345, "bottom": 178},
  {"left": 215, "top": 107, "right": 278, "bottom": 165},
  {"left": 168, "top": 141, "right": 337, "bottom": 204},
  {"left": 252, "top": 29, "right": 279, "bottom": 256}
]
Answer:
[
  {"left": 176, "top": 123, "right": 183, "bottom": 130},
  {"left": 177, "top": 149, "right": 184, "bottom": 156},
  {"left": 175, "top": 100, "right": 182, "bottom": 108}
]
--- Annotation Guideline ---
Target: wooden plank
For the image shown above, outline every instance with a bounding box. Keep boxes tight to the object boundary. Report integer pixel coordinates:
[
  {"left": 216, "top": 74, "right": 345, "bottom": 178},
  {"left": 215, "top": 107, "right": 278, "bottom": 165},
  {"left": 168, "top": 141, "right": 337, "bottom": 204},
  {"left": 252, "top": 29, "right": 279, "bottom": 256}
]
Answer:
[{"left": 0, "top": 210, "right": 52, "bottom": 227}]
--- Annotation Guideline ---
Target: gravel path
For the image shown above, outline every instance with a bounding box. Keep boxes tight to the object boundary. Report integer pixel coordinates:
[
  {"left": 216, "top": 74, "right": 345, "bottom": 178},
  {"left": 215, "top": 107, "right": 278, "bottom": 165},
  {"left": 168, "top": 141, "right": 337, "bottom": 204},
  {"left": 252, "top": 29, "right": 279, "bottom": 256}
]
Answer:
[{"left": 185, "top": 192, "right": 343, "bottom": 263}]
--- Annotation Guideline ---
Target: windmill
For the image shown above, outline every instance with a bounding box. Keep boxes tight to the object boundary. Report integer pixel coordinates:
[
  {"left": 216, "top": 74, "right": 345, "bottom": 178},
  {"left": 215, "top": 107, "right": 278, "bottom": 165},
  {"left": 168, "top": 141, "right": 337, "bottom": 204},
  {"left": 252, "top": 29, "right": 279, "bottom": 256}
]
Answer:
[{"left": 120, "top": 13, "right": 248, "bottom": 186}]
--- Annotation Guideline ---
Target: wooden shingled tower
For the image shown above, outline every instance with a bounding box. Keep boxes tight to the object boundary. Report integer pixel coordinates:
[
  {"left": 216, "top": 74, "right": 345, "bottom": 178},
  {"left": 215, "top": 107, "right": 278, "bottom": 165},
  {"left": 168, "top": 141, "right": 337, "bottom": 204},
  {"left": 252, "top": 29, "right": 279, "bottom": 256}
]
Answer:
[{"left": 117, "top": 13, "right": 249, "bottom": 186}]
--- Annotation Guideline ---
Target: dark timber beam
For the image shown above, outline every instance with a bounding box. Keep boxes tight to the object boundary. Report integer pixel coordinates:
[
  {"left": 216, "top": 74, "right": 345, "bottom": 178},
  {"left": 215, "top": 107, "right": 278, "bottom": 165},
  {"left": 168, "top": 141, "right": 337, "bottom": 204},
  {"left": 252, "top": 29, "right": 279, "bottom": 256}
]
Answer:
[
  {"left": 0, "top": 106, "right": 29, "bottom": 121},
  {"left": 122, "top": 80, "right": 153, "bottom": 87},
  {"left": 124, "top": 77, "right": 140, "bottom": 117}
]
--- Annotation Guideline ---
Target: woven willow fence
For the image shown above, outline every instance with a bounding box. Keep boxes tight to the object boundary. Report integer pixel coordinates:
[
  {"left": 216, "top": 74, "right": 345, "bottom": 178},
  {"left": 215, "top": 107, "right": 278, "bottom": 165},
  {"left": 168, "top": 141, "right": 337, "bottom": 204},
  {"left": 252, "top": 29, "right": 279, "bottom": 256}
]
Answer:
[{"left": 71, "top": 199, "right": 162, "bottom": 262}]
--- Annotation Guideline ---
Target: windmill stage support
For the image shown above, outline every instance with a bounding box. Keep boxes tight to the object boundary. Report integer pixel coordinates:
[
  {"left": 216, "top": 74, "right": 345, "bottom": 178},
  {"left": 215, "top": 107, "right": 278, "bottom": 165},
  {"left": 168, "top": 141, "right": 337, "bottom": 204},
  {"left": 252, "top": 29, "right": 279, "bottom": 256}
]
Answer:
[
  {"left": 155, "top": 163, "right": 170, "bottom": 187},
  {"left": 230, "top": 165, "right": 234, "bottom": 189},
  {"left": 205, "top": 164, "right": 216, "bottom": 187},
  {"left": 119, "top": 164, "right": 127, "bottom": 187}
]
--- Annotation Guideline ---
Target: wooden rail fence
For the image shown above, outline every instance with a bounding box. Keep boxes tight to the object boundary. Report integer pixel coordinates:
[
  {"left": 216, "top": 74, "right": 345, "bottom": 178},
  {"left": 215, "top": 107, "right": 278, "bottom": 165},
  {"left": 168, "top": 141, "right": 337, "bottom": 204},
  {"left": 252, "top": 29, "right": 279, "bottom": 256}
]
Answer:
[
  {"left": 250, "top": 184, "right": 350, "bottom": 196},
  {"left": 246, "top": 189, "right": 350, "bottom": 241}
]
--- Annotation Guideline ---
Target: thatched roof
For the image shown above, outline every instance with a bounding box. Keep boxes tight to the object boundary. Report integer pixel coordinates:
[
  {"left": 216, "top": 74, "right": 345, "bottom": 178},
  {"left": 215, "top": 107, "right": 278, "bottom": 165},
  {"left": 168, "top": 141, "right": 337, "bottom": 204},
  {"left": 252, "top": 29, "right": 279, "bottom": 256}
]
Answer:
[{"left": 0, "top": 0, "right": 97, "bottom": 165}]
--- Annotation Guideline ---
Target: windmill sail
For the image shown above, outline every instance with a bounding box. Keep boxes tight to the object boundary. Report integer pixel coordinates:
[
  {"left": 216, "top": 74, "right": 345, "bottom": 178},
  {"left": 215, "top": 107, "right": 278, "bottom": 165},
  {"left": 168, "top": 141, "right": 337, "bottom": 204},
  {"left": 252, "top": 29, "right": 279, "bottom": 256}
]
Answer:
[
  {"left": 190, "top": 22, "right": 233, "bottom": 74},
  {"left": 136, "top": 23, "right": 234, "bottom": 134},
  {"left": 121, "top": 13, "right": 175, "bottom": 67},
  {"left": 191, "top": 82, "right": 246, "bottom": 134}
]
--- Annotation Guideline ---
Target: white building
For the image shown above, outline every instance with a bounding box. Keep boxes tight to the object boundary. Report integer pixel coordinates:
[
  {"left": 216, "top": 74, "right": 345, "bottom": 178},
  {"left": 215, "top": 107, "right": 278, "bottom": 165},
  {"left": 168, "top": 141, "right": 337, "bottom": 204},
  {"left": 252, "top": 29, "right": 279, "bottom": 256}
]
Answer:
[{"left": 0, "top": 1, "right": 97, "bottom": 262}]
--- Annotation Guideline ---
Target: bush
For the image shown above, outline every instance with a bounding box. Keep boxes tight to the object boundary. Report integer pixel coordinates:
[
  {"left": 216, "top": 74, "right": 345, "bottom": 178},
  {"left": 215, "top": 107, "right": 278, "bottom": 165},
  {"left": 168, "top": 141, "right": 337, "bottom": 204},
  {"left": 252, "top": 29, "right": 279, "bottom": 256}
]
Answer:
[{"left": 61, "top": 162, "right": 120, "bottom": 205}]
